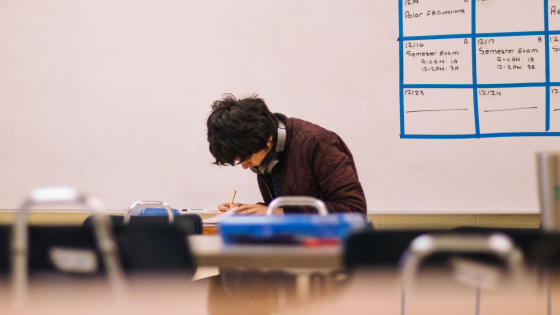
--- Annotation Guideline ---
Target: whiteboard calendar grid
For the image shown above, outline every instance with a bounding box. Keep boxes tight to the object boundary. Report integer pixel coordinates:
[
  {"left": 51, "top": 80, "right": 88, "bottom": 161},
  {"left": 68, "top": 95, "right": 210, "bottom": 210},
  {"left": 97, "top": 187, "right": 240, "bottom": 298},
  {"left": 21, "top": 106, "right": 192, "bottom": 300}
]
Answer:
[{"left": 399, "top": 0, "right": 560, "bottom": 138}]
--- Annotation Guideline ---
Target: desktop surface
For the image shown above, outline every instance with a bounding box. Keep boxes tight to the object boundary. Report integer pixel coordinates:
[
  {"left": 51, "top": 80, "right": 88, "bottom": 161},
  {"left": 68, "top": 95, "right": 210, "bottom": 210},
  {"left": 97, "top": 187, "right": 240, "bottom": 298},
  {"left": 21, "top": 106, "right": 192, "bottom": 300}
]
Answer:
[{"left": 188, "top": 234, "right": 342, "bottom": 270}]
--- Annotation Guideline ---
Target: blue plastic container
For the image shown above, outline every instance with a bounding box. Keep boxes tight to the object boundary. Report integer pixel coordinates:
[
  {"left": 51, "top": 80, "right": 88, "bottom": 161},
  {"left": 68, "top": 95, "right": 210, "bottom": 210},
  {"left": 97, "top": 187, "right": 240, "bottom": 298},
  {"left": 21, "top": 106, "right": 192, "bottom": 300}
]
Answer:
[
  {"left": 219, "top": 213, "right": 368, "bottom": 245},
  {"left": 139, "top": 208, "right": 180, "bottom": 216}
]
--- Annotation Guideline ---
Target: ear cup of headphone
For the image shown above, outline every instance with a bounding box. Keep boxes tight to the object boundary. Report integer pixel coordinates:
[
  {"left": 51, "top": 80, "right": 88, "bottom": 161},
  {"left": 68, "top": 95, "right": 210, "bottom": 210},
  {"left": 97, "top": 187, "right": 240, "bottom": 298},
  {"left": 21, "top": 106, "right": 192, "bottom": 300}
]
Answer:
[
  {"left": 251, "top": 119, "right": 286, "bottom": 175},
  {"left": 260, "top": 119, "right": 286, "bottom": 175},
  {"left": 260, "top": 151, "right": 283, "bottom": 174}
]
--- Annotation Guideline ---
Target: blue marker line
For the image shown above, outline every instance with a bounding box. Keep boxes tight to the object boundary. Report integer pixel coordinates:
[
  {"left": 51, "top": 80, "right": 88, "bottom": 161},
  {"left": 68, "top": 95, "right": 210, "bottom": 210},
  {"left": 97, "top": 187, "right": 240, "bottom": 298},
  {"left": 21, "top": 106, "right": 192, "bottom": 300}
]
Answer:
[
  {"left": 546, "top": 2, "right": 552, "bottom": 130},
  {"left": 476, "top": 31, "right": 546, "bottom": 38},
  {"left": 401, "top": 134, "right": 480, "bottom": 139},
  {"left": 480, "top": 132, "right": 560, "bottom": 138},
  {"left": 402, "top": 31, "right": 546, "bottom": 42},
  {"left": 404, "top": 83, "right": 550, "bottom": 89},
  {"left": 472, "top": 0, "right": 480, "bottom": 137},
  {"left": 403, "top": 84, "right": 473, "bottom": 89},
  {"left": 399, "top": 0, "right": 405, "bottom": 137},
  {"left": 402, "top": 132, "right": 560, "bottom": 139},
  {"left": 402, "top": 34, "right": 471, "bottom": 41},
  {"left": 478, "top": 82, "right": 548, "bottom": 88},
  {"left": 550, "top": 30, "right": 560, "bottom": 35}
]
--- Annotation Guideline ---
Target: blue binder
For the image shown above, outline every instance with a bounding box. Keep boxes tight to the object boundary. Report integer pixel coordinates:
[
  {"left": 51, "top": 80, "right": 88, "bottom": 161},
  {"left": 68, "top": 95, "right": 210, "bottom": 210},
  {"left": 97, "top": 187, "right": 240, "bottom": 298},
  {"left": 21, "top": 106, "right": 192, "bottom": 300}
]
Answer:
[
  {"left": 219, "top": 213, "right": 369, "bottom": 245},
  {"left": 138, "top": 208, "right": 180, "bottom": 216}
]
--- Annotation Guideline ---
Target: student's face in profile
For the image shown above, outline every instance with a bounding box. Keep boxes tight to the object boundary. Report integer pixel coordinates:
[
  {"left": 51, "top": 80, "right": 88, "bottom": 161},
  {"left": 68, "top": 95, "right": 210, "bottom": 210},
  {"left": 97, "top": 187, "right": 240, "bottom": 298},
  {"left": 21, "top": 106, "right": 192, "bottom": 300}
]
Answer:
[{"left": 237, "top": 137, "right": 274, "bottom": 170}]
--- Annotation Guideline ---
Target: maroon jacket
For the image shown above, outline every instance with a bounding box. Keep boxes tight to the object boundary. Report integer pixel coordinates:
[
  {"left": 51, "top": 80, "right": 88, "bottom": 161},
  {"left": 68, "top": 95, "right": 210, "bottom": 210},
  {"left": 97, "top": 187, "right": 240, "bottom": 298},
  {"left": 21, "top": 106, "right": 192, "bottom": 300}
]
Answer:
[{"left": 257, "top": 115, "right": 367, "bottom": 214}]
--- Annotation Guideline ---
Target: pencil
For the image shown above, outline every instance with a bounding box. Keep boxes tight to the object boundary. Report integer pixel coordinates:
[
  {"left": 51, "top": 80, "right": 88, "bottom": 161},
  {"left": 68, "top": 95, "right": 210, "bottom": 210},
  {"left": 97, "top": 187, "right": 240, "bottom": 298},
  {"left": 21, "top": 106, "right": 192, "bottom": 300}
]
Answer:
[{"left": 229, "top": 190, "right": 236, "bottom": 208}]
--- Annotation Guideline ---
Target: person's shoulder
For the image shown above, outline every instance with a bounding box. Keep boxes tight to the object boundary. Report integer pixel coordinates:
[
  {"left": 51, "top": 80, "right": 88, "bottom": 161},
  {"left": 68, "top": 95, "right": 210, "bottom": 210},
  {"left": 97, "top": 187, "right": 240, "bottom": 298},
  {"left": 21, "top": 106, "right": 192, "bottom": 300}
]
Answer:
[{"left": 288, "top": 116, "right": 339, "bottom": 141}]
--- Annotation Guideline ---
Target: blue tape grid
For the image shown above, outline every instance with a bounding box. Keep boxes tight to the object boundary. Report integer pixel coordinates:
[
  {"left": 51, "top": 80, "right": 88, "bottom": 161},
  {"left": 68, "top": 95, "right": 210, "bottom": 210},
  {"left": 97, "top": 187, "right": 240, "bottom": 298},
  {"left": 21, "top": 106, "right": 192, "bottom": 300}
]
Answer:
[
  {"left": 399, "top": 0, "right": 558, "bottom": 139},
  {"left": 399, "top": 0, "right": 405, "bottom": 136},
  {"left": 471, "top": 0, "right": 480, "bottom": 136},
  {"left": 545, "top": 0, "right": 551, "bottom": 131}
]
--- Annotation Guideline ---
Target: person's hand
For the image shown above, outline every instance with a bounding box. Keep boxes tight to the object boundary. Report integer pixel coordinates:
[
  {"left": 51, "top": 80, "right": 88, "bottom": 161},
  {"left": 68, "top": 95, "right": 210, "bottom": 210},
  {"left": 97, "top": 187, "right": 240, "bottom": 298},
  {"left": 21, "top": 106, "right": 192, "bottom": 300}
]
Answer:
[
  {"left": 215, "top": 202, "right": 243, "bottom": 216},
  {"left": 233, "top": 204, "right": 283, "bottom": 215}
]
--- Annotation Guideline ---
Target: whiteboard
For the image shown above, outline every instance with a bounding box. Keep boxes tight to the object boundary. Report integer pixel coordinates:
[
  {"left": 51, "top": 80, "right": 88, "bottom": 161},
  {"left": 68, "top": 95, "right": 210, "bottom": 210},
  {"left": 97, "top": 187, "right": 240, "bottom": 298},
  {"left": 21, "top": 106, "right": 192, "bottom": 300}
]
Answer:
[{"left": 0, "top": 0, "right": 559, "bottom": 213}]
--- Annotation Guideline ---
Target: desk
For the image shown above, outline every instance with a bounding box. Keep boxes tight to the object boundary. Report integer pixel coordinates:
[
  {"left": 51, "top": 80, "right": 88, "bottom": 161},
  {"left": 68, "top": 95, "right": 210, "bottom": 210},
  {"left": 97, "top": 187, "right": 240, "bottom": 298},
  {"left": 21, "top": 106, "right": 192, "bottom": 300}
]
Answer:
[
  {"left": 188, "top": 235, "right": 345, "bottom": 300},
  {"left": 282, "top": 270, "right": 560, "bottom": 315},
  {"left": 7, "top": 269, "right": 557, "bottom": 315},
  {"left": 189, "top": 235, "right": 343, "bottom": 270},
  {"left": 202, "top": 224, "right": 218, "bottom": 235}
]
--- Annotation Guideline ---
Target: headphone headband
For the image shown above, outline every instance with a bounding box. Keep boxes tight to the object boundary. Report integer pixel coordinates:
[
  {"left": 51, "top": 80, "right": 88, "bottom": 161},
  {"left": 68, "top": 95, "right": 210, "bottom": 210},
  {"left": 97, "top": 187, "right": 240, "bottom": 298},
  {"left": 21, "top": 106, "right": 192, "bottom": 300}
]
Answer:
[{"left": 274, "top": 120, "right": 286, "bottom": 152}]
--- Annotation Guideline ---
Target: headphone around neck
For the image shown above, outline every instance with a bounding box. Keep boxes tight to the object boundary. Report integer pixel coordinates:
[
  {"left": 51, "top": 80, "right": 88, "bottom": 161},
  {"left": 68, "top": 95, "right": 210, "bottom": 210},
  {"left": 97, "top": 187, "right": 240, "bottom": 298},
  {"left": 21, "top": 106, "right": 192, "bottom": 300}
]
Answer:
[{"left": 251, "top": 119, "right": 286, "bottom": 175}]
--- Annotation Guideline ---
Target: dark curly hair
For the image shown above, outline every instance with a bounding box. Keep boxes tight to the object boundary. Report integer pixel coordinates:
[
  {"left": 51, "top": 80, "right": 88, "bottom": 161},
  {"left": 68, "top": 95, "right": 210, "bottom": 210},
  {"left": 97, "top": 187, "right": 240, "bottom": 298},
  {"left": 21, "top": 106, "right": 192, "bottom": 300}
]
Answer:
[{"left": 206, "top": 94, "right": 279, "bottom": 166}]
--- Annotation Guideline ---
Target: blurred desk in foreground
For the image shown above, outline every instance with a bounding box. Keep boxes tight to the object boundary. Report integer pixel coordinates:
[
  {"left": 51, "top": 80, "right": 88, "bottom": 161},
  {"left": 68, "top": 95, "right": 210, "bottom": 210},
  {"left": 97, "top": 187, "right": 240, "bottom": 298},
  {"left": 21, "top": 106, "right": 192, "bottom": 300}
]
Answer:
[
  {"left": 6, "top": 269, "right": 556, "bottom": 315},
  {"left": 283, "top": 270, "right": 560, "bottom": 315},
  {"left": 188, "top": 235, "right": 343, "bottom": 270}
]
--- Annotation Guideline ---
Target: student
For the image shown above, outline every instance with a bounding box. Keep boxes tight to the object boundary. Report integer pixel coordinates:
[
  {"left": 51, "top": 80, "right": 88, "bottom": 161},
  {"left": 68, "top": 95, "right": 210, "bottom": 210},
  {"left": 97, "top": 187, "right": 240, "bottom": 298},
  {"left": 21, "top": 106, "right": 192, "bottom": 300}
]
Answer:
[{"left": 206, "top": 94, "right": 367, "bottom": 215}]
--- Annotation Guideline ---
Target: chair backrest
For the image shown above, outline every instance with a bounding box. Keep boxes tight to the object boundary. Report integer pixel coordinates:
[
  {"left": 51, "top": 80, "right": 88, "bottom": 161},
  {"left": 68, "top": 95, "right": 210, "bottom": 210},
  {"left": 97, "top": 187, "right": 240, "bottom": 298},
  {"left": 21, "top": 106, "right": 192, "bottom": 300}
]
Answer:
[
  {"left": 26, "top": 224, "right": 196, "bottom": 275},
  {"left": 344, "top": 228, "right": 551, "bottom": 270},
  {"left": 83, "top": 214, "right": 203, "bottom": 235},
  {"left": 522, "top": 232, "right": 560, "bottom": 271},
  {"left": 450, "top": 227, "right": 560, "bottom": 269},
  {"left": 0, "top": 220, "right": 197, "bottom": 277},
  {"left": 344, "top": 230, "right": 442, "bottom": 269},
  {"left": 399, "top": 233, "right": 525, "bottom": 283},
  {"left": 12, "top": 186, "right": 126, "bottom": 307},
  {"left": 266, "top": 196, "right": 329, "bottom": 215},
  {"left": 124, "top": 200, "right": 176, "bottom": 223}
]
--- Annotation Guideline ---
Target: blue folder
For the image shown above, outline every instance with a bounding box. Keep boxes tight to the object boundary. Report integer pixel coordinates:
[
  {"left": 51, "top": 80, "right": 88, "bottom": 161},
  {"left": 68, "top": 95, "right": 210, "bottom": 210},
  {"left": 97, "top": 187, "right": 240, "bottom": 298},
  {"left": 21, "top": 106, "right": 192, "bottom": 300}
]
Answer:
[
  {"left": 138, "top": 208, "right": 180, "bottom": 216},
  {"left": 219, "top": 213, "right": 369, "bottom": 245}
]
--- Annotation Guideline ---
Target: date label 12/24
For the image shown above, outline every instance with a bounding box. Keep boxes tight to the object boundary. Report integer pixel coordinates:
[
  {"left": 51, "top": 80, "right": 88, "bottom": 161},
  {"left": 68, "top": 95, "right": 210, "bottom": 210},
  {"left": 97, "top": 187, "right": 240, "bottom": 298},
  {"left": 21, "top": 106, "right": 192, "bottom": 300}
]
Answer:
[{"left": 478, "top": 90, "right": 502, "bottom": 96}]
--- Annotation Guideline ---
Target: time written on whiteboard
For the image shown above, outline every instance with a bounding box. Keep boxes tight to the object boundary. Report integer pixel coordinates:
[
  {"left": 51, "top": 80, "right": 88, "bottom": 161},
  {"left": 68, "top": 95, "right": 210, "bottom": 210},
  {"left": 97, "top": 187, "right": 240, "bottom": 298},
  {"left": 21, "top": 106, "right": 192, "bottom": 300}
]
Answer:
[
  {"left": 406, "top": 49, "right": 461, "bottom": 72},
  {"left": 477, "top": 37, "right": 542, "bottom": 74},
  {"left": 420, "top": 59, "right": 459, "bottom": 72}
]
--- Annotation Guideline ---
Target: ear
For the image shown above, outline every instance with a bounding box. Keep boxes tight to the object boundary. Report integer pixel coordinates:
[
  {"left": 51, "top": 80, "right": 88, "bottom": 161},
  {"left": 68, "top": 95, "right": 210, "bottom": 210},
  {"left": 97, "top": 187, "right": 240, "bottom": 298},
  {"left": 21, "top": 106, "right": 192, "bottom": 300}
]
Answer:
[{"left": 266, "top": 135, "right": 274, "bottom": 151}]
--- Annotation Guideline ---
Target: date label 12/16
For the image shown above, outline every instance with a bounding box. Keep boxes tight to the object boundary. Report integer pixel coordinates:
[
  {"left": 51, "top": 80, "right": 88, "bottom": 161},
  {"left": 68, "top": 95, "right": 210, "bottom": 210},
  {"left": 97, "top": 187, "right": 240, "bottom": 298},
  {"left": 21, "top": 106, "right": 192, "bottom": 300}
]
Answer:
[
  {"left": 404, "top": 90, "right": 424, "bottom": 96},
  {"left": 478, "top": 89, "right": 502, "bottom": 96}
]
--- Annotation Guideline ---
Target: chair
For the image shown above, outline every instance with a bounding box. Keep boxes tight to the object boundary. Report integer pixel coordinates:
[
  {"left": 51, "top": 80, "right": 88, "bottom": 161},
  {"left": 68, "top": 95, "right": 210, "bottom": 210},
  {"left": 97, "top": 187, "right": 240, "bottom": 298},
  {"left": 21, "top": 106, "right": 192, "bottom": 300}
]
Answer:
[
  {"left": 344, "top": 230, "right": 444, "bottom": 269},
  {"left": 83, "top": 200, "right": 202, "bottom": 235},
  {"left": 450, "top": 227, "right": 560, "bottom": 271},
  {"left": 345, "top": 228, "right": 551, "bottom": 271},
  {"left": 7, "top": 187, "right": 196, "bottom": 307},
  {"left": 399, "top": 233, "right": 525, "bottom": 286},
  {"left": 398, "top": 233, "right": 529, "bottom": 315}
]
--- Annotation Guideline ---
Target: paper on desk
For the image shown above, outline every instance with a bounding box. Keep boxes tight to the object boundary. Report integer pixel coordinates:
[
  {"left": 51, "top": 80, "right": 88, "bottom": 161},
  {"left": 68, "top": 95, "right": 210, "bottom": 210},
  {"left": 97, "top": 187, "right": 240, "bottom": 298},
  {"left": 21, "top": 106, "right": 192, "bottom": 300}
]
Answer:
[{"left": 202, "top": 207, "right": 238, "bottom": 224}]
